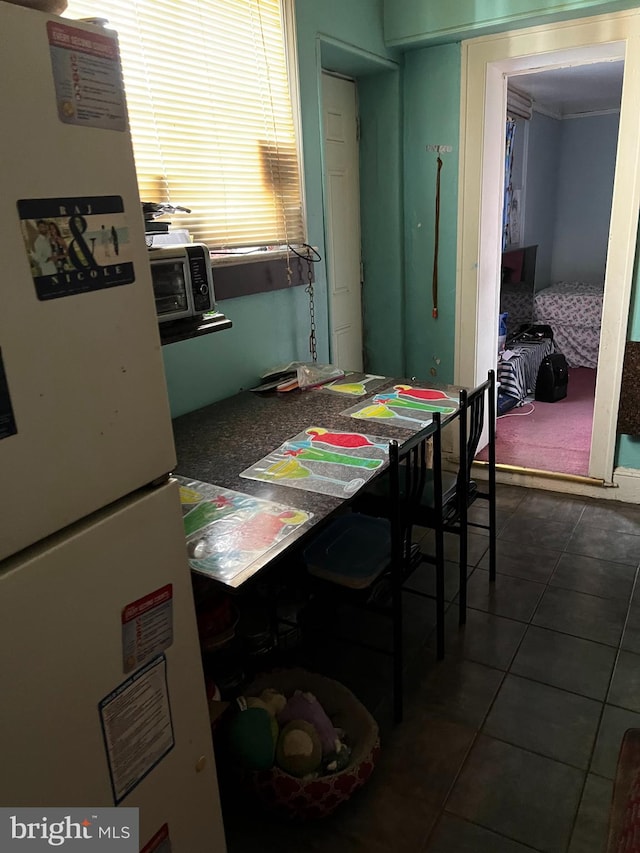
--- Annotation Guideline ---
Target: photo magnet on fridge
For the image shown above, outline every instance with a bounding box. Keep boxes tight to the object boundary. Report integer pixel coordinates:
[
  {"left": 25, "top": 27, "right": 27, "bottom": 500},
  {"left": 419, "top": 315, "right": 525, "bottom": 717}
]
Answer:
[{"left": 17, "top": 195, "right": 135, "bottom": 300}]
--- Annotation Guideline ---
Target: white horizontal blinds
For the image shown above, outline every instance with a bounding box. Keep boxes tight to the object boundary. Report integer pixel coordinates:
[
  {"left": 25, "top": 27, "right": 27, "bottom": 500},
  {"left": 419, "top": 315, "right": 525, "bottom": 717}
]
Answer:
[{"left": 64, "top": 0, "right": 305, "bottom": 249}]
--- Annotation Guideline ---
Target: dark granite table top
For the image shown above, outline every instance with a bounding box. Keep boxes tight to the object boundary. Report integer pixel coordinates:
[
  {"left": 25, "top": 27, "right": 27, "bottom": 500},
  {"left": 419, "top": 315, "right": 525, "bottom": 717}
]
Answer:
[{"left": 171, "top": 377, "right": 462, "bottom": 588}]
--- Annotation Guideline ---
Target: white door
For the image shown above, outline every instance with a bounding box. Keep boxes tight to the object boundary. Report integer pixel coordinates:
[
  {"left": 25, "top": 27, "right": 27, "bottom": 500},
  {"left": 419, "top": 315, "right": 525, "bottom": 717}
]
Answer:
[
  {"left": 0, "top": 481, "right": 227, "bottom": 852},
  {"left": 322, "top": 72, "right": 363, "bottom": 372}
]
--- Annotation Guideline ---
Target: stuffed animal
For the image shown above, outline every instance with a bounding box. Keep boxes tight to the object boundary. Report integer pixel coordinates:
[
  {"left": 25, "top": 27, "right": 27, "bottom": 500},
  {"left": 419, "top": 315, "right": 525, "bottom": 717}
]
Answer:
[
  {"left": 227, "top": 701, "right": 278, "bottom": 771},
  {"left": 246, "top": 688, "right": 286, "bottom": 719},
  {"left": 259, "top": 687, "right": 287, "bottom": 717},
  {"left": 276, "top": 719, "right": 322, "bottom": 777},
  {"left": 278, "top": 690, "right": 339, "bottom": 755}
]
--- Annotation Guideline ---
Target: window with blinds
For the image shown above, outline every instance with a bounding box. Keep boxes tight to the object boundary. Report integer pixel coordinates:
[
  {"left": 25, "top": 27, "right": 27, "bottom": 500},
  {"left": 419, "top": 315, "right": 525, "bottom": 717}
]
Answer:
[{"left": 63, "top": 0, "right": 305, "bottom": 250}]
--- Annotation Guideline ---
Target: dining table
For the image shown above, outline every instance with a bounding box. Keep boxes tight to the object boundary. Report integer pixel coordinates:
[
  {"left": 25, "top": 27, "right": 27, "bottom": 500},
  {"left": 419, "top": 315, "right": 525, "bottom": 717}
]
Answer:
[{"left": 171, "top": 374, "right": 463, "bottom": 589}]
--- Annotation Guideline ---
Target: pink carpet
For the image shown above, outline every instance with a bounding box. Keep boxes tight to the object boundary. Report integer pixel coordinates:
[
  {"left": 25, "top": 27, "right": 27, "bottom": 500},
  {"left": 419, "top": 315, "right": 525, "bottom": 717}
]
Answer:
[{"left": 477, "top": 368, "right": 596, "bottom": 476}]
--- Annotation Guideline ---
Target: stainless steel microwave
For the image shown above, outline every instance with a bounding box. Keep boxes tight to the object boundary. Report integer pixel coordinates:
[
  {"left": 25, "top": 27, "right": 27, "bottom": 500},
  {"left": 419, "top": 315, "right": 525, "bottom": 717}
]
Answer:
[{"left": 149, "top": 243, "right": 215, "bottom": 323}]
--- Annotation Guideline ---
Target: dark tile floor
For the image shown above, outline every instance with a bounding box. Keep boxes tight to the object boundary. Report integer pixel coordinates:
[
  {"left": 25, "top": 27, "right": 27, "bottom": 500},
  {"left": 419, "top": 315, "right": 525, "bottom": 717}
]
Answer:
[{"left": 222, "top": 483, "right": 640, "bottom": 853}]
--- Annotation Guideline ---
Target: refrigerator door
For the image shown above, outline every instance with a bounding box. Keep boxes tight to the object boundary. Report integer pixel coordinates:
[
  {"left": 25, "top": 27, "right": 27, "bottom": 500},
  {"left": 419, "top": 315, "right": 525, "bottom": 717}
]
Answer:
[
  {"left": 0, "top": 481, "right": 227, "bottom": 852},
  {"left": 0, "top": 4, "right": 177, "bottom": 561}
]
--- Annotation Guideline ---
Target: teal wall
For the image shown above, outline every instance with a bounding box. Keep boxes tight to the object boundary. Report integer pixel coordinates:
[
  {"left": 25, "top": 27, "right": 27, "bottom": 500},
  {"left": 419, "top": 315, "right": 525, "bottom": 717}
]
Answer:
[
  {"left": 384, "top": 0, "right": 640, "bottom": 47},
  {"left": 162, "top": 288, "right": 310, "bottom": 417},
  {"left": 403, "top": 44, "right": 460, "bottom": 384}
]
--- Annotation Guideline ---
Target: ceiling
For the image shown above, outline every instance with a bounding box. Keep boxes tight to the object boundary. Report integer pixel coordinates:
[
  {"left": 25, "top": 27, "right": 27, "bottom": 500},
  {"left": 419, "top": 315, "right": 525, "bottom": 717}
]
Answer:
[{"left": 510, "top": 60, "right": 624, "bottom": 117}]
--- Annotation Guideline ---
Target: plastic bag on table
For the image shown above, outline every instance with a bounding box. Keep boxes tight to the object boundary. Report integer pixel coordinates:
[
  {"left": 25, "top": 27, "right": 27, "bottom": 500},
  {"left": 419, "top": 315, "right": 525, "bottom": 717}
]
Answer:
[{"left": 297, "top": 363, "right": 345, "bottom": 390}]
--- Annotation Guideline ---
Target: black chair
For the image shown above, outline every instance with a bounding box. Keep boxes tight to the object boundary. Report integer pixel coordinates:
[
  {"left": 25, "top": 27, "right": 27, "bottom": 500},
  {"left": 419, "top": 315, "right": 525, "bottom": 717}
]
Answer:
[
  {"left": 355, "top": 370, "right": 497, "bottom": 649},
  {"left": 302, "top": 415, "right": 444, "bottom": 724},
  {"left": 425, "top": 370, "right": 496, "bottom": 627}
]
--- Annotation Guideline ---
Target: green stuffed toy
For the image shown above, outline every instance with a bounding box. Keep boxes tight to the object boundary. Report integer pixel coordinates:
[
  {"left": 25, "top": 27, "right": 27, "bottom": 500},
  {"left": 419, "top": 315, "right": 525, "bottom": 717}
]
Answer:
[{"left": 227, "top": 698, "right": 278, "bottom": 771}]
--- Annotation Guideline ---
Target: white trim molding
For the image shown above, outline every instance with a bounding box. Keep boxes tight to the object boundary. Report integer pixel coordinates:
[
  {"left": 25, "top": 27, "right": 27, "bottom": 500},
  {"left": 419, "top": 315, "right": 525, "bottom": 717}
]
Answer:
[
  {"left": 612, "top": 467, "right": 640, "bottom": 504},
  {"left": 458, "top": 9, "right": 640, "bottom": 486}
]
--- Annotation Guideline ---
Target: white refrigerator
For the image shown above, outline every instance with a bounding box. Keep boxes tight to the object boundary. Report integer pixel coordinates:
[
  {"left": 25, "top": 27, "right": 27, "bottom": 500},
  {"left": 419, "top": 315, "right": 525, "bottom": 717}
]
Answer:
[{"left": 0, "top": 5, "right": 227, "bottom": 851}]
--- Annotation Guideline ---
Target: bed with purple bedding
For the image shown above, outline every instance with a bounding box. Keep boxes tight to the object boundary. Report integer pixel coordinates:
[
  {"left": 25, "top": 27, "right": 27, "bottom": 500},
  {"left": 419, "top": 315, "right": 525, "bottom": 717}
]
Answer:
[{"left": 533, "top": 280, "right": 604, "bottom": 368}]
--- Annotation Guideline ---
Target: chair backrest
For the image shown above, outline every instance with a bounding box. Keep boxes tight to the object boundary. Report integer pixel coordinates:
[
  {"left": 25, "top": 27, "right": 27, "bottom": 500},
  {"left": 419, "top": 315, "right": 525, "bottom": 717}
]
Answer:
[
  {"left": 456, "top": 369, "right": 496, "bottom": 501},
  {"left": 389, "top": 413, "right": 443, "bottom": 565}
]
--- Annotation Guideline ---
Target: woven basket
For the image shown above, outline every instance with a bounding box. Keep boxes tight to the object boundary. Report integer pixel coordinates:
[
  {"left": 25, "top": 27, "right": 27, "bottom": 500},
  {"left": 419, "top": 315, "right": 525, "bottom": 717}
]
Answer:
[{"left": 244, "top": 668, "right": 380, "bottom": 819}]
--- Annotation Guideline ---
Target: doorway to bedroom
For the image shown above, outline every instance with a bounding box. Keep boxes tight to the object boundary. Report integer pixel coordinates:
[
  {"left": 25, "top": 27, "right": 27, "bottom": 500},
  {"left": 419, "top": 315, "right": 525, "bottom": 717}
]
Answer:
[
  {"left": 487, "top": 62, "right": 622, "bottom": 477},
  {"left": 458, "top": 11, "right": 640, "bottom": 485}
]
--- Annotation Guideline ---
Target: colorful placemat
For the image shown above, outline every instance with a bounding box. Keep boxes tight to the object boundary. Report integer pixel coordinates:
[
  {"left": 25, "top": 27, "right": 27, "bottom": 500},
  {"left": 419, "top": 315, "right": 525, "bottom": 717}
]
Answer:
[
  {"left": 342, "top": 384, "right": 458, "bottom": 429},
  {"left": 321, "top": 373, "right": 386, "bottom": 397},
  {"left": 175, "top": 477, "right": 312, "bottom": 584},
  {"left": 239, "top": 427, "right": 392, "bottom": 498}
]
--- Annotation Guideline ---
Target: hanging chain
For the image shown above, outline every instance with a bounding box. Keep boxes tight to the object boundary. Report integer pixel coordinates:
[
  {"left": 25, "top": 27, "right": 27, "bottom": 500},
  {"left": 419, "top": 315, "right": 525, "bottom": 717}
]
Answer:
[
  {"left": 305, "top": 246, "right": 317, "bottom": 362},
  {"left": 286, "top": 245, "right": 292, "bottom": 289},
  {"left": 296, "top": 253, "right": 303, "bottom": 294}
]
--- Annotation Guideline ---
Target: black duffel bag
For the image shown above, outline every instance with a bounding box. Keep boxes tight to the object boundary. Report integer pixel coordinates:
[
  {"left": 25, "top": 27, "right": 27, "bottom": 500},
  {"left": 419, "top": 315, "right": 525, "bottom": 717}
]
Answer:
[{"left": 535, "top": 353, "right": 568, "bottom": 403}]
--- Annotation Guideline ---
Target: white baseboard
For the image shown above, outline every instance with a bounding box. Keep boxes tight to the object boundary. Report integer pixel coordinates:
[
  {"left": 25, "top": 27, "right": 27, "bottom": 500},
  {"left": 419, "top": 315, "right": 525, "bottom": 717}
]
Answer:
[{"left": 612, "top": 467, "right": 640, "bottom": 504}]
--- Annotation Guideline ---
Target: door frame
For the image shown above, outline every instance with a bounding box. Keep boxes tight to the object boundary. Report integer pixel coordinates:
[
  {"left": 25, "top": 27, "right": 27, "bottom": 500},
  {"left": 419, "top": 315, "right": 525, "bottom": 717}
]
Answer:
[{"left": 457, "top": 10, "right": 640, "bottom": 483}]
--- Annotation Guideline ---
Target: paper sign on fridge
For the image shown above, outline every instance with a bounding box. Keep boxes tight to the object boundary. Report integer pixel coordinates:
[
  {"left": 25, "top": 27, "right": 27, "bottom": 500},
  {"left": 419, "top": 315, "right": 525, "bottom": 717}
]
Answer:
[{"left": 17, "top": 195, "right": 135, "bottom": 300}]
